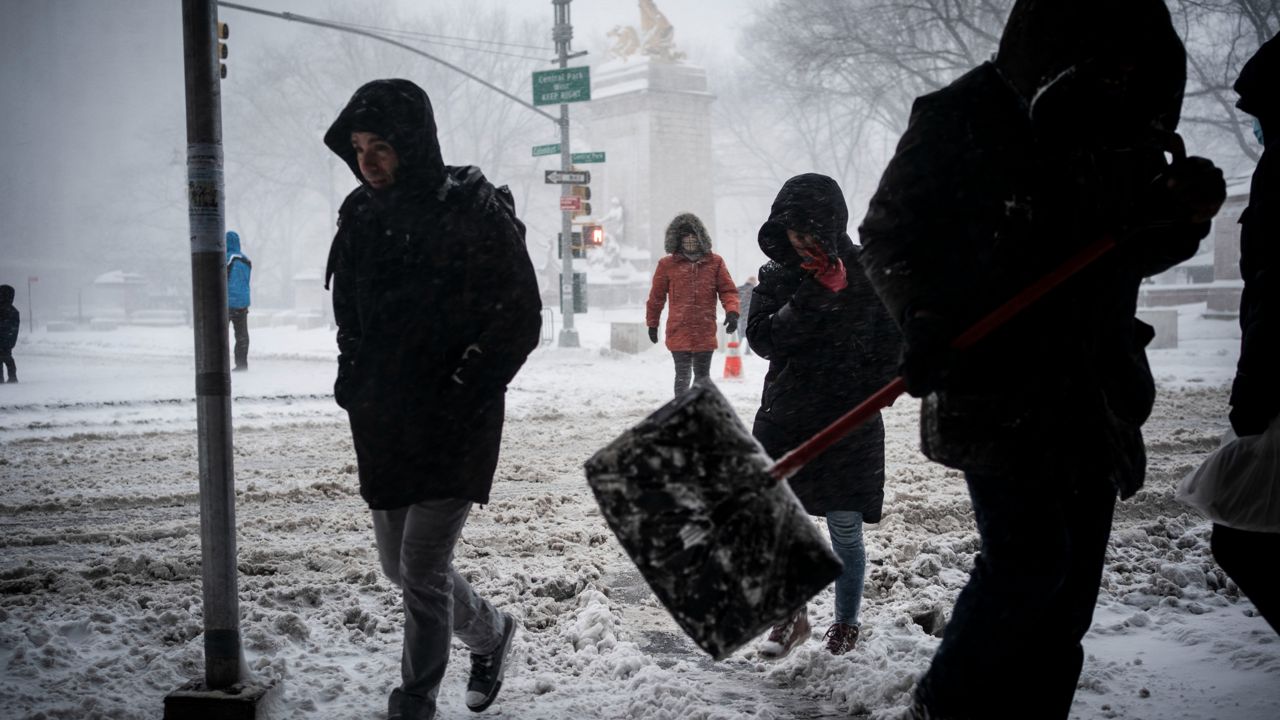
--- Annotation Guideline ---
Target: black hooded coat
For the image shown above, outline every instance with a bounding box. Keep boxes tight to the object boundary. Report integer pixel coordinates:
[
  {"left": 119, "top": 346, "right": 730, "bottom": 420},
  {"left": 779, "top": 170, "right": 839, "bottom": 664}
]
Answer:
[
  {"left": 0, "top": 284, "right": 18, "bottom": 353},
  {"left": 858, "top": 0, "right": 1210, "bottom": 498},
  {"left": 1230, "top": 34, "right": 1280, "bottom": 434},
  {"left": 324, "top": 79, "right": 542, "bottom": 509},
  {"left": 748, "top": 175, "right": 901, "bottom": 519}
]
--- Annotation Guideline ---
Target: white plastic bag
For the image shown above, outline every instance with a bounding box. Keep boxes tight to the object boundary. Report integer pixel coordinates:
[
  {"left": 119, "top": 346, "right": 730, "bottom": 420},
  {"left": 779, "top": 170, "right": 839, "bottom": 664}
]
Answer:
[{"left": 1176, "top": 416, "right": 1280, "bottom": 533}]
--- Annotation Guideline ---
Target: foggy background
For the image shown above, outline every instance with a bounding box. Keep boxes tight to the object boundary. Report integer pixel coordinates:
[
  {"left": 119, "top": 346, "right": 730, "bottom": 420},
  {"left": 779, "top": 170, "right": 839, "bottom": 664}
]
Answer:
[{"left": 0, "top": 0, "right": 1270, "bottom": 324}]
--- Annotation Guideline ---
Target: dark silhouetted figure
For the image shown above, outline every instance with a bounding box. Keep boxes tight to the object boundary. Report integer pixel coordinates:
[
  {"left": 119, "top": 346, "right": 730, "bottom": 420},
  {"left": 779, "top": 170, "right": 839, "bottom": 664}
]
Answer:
[
  {"left": 859, "top": 1, "right": 1227, "bottom": 717},
  {"left": 1214, "top": 33, "right": 1280, "bottom": 637},
  {"left": 0, "top": 284, "right": 18, "bottom": 383}
]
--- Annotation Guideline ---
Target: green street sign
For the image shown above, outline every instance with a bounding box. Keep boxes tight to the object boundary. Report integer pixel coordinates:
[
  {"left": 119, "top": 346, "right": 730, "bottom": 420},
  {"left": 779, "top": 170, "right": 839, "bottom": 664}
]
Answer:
[
  {"left": 533, "top": 67, "right": 591, "bottom": 106},
  {"left": 532, "top": 143, "right": 561, "bottom": 157},
  {"left": 571, "top": 152, "right": 606, "bottom": 164}
]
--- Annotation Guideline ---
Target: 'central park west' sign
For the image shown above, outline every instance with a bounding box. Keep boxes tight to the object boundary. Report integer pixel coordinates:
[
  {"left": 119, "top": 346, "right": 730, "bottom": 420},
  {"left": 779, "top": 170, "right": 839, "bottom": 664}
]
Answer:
[{"left": 533, "top": 67, "right": 591, "bottom": 106}]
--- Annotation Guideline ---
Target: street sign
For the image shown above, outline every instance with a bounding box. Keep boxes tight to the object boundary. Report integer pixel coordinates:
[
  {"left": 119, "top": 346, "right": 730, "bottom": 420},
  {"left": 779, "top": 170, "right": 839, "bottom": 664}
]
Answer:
[
  {"left": 571, "top": 152, "right": 606, "bottom": 164},
  {"left": 560, "top": 196, "right": 582, "bottom": 211},
  {"left": 545, "top": 170, "right": 590, "bottom": 184},
  {"left": 532, "top": 67, "right": 591, "bottom": 106},
  {"left": 532, "top": 143, "right": 560, "bottom": 157}
]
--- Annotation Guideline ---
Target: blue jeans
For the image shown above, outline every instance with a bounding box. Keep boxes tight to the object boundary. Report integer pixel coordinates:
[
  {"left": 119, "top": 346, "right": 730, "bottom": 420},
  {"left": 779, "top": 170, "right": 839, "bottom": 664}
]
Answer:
[
  {"left": 826, "top": 510, "right": 866, "bottom": 625},
  {"left": 917, "top": 469, "right": 1117, "bottom": 720}
]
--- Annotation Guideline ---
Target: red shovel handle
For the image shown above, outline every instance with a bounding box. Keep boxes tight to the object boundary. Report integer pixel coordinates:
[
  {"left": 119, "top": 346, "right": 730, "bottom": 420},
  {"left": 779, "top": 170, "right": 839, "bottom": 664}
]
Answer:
[{"left": 767, "top": 234, "right": 1118, "bottom": 482}]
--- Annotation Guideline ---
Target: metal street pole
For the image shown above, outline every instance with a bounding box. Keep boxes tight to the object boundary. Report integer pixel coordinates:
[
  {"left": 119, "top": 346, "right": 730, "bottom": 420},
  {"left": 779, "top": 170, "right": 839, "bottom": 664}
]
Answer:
[
  {"left": 553, "top": 0, "right": 579, "bottom": 347},
  {"left": 180, "top": 0, "right": 241, "bottom": 690}
]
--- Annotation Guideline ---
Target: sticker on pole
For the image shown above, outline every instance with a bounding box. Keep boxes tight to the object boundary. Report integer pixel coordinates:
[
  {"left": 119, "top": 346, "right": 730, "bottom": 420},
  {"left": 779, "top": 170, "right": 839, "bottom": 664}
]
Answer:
[
  {"left": 560, "top": 196, "right": 582, "bottom": 211},
  {"left": 533, "top": 67, "right": 590, "bottom": 106},
  {"left": 187, "top": 143, "right": 225, "bottom": 252}
]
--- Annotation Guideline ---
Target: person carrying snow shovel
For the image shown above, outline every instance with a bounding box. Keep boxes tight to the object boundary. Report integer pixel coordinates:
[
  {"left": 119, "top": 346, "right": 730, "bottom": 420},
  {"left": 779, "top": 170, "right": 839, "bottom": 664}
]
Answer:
[
  {"left": 747, "top": 174, "right": 901, "bottom": 659},
  {"left": 324, "top": 79, "right": 542, "bottom": 720},
  {"left": 858, "top": 1, "right": 1226, "bottom": 717}
]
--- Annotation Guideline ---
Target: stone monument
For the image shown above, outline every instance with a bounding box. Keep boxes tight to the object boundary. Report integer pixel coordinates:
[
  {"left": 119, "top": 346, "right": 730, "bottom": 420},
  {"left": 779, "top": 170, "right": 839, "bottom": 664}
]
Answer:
[{"left": 587, "top": 0, "right": 715, "bottom": 275}]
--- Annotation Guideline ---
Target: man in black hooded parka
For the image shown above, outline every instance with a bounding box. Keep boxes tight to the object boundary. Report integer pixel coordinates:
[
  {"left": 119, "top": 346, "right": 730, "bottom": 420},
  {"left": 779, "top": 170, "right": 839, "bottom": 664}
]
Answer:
[
  {"left": 324, "top": 79, "right": 541, "bottom": 720},
  {"left": 859, "top": 1, "right": 1226, "bottom": 718}
]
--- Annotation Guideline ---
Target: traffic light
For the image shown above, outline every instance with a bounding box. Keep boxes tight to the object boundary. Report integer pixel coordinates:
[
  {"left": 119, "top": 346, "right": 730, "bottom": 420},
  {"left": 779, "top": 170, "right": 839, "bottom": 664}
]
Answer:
[
  {"left": 557, "top": 231, "right": 586, "bottom": 259},
  {"left": 571, "top": 184, "right": 591, "bottom": 218},
  {"left": 217, "top": 22, "right": 229, "bottom": 79},
  {"left": 584, "top": 224, "right": 604, "bottom": 247}
]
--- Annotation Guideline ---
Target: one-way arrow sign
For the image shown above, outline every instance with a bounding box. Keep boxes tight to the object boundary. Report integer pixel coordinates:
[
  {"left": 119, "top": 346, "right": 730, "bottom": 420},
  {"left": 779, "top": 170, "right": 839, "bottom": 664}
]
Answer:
[{"left": 545, "top": 170, "right": 590, "bottom": 184}]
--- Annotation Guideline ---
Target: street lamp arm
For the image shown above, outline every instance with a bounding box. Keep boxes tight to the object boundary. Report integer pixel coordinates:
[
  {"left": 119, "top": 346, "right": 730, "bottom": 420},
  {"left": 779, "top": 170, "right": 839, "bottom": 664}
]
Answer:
[{"left": 217, "top": 2, "right": 560, "bottom": 124}]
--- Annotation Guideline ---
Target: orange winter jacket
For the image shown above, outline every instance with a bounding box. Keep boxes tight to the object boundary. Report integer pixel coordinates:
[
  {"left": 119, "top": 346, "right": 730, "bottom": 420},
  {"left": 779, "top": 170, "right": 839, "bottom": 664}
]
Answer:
[{"left": 646, "top": 250, "right": 739, "bottom": 353}]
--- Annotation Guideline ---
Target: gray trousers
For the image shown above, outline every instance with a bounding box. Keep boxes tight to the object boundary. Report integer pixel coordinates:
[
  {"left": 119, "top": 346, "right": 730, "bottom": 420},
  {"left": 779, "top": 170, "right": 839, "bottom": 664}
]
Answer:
[{"left": 373, "top": 498, "right": 505, "bottom": 720}]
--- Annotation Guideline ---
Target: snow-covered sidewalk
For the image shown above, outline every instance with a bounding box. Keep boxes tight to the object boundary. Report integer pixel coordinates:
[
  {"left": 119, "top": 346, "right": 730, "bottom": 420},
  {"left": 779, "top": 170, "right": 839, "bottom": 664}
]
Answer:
[{"left": 1, "top": 305, "right": 1276, "bottom": 719}]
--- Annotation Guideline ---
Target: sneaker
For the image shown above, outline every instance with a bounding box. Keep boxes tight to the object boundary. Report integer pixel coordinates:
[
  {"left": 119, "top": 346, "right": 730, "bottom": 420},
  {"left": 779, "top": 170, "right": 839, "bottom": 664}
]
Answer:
[
  {"left": 758, "top": 606, "right": 810, "bottom": 660},
  {"left": 466, "top": 612, "right": 517, "bottom": 712},
  {"left": 823, "top": 622, "right": 860, "bottom": 655}
]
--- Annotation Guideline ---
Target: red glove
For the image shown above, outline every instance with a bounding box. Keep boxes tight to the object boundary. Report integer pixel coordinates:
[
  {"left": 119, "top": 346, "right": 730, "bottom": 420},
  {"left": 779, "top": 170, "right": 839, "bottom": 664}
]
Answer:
[{"left": 800, "top": 252, "right": 848, "bottom": 293}]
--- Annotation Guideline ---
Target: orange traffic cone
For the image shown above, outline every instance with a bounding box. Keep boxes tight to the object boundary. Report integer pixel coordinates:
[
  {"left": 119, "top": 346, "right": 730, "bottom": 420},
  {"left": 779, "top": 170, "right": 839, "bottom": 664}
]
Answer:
[{"left": 723, "top": 340, "right": 743, "bottom": 379}]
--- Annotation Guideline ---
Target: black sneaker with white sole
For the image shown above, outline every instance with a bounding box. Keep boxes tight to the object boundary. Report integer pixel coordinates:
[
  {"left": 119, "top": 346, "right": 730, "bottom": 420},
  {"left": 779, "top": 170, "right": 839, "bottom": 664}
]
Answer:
[{"left": 466, "top": 612, "right": 517, "bottom": 712}]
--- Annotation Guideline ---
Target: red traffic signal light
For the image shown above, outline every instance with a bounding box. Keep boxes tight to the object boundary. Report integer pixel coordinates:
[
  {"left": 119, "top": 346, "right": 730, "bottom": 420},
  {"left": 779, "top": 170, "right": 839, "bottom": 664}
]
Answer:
[{"left": 585, "top": 224, "right": 605, "bottom": 246}]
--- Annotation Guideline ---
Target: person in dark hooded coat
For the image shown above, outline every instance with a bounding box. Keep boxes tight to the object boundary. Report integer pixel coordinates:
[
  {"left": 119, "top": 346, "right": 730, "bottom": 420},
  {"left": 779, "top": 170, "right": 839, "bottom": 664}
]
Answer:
[
  {"left": 747, "top": 174, "right": 900, "bottom": 659},
  {"left": 857, "top": 2, "right": 1227, "bottom": 717},
  {"left": 645, "top": 212, "right": 740, "bottom": 396},
  {"left": 0, "top": 284, "right": 18, "bottom": 383},
  {"left": 324, "top": 79, "right": 541, "bottom": 720},
  {"left": 1214, "top": 33, "right": 1280, "bottom": 636}
]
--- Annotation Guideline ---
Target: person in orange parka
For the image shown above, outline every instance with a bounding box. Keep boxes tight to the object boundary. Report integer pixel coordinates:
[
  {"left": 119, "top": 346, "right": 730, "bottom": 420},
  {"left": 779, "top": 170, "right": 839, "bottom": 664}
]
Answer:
[{"left": 646, "top": 212, "right": 740, "bottom": 397}]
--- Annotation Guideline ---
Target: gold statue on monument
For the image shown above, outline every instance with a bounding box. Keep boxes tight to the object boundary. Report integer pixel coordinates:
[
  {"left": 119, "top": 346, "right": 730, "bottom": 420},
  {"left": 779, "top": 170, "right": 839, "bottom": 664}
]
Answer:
[{"left": 607, "top": 0, "right": 687, "bottom": 63}]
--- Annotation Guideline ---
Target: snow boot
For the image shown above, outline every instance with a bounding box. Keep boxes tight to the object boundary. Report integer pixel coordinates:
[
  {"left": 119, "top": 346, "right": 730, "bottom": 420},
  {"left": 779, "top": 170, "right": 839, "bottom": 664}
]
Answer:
[
  {"left": 758, "top": 605, "right": 811, "bottom": 660},
  {"left": 823, "top": 622, "right": 859, "bottom": 655},
  {"left": 466, "top": 612, "right": 517, "bottom": 712}
]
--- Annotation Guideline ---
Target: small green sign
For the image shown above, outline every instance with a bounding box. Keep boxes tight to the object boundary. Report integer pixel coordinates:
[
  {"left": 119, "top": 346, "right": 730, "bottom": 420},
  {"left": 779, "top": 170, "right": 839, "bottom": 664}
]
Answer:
[
  {"left": 571, "top": 152, "right": 606, "bottom": 164},
  {"left": 532, "top": 143, "right": 561, "bottom": 157},
  {"left": 533, "top": 67, "right": 591, "bottom": 106}
]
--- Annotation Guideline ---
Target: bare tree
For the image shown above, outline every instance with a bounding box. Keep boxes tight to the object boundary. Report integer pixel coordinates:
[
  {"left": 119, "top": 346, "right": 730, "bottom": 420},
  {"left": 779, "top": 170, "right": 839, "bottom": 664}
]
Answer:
[
  {"left": 1171, "top": 0, "right": 1278, "bottom": 165},
  {"left": 712, "top": 0, "right": 1007, "bottom": 225}
]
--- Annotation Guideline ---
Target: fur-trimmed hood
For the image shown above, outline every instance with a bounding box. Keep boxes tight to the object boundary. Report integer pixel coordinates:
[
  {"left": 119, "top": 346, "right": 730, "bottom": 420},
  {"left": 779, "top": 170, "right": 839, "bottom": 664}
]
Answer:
[{"left": 663, "top": 212, "right": 712, "bottom": 254}]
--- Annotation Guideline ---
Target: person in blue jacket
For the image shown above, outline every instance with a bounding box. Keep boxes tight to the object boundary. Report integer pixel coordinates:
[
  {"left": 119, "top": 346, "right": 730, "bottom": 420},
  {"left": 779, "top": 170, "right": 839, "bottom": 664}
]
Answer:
[{"left": 226, "top": 230, "right": 252, "bottom": 371}]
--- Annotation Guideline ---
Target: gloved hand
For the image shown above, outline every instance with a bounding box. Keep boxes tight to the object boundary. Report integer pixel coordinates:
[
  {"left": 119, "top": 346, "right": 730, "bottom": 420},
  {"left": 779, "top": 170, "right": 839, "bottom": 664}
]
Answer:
[
  {"left": 333, "top": 358, "right": 356, "bottom": 409},
  {"left": 899, "top": 312, "right": 955, "bottom": 398},
  {"left": 648, "top": 326, "right": 659, "bottom": 344},
  {"left": 1145, "top": 156, "right": 1226, "bottom": 226},
  {"left": 800, "top": 250, "right": 848, "bottom": 293},
  {"left": 1229, "top": 403, "right": 1274, "bottom": 437},
  {"left": 723, "top": 312, "right": 739, "bottom": 335}
]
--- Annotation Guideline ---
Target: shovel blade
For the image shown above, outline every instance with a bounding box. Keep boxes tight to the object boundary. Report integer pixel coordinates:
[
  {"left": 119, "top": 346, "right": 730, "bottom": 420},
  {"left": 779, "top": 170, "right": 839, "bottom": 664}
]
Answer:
[{"left": 584, "top": 381, "right": 842, "bottom": 659}]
